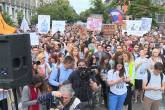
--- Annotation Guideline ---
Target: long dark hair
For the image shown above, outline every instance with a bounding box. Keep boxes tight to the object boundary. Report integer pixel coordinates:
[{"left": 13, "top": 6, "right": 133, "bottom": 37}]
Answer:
[
  {"left": 28, "top": 74, "right": 44, "bottom": 93},
  {"left": 112, "top": 51, "right": 123, "bottom": 61},
  {"left": 100, "top": 55, "right": 111, "bottom": 70},
  {"left": 113, "top": 59, "right": 125, "bottom": 77},
  {"left": 56, "top": 53, "right": 65, "bottom": 66}
]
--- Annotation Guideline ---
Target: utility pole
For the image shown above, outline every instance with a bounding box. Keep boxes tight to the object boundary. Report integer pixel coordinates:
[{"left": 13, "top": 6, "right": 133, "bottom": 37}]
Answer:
[{"left": 147, "top": 0, "right": 150, "bottom": 16}]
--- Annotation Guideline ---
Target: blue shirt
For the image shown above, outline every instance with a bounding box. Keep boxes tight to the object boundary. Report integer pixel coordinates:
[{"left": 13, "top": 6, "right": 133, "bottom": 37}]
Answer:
[{"left": 49, "top": 64, "right": 73, "bottom": 87}]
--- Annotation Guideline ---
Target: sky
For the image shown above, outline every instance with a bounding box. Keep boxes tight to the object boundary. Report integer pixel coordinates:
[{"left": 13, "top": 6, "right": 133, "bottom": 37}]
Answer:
[{"left": 69, "top": 0, "right": 105, "bottom": 15}]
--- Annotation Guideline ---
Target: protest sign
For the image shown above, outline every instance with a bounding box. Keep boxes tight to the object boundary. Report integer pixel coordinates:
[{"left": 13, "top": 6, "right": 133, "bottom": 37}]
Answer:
[
  {"left": 103, "top": 24, "right": 117, "bottom": 36},
  {"left": 122, "top": 20, "right": 148, "bottom": 36},
  {"left": 80, "top": 29, "right": 87, "bottom": 36},
  {"left": 38, "top": 15, "right": 50, "bottom": 34},
  {"left": 113, "top": 21, "right": 126, "bottom": 29},
  {"left": 30, "top": 33, "right": 39, "bottom": 45},
  {"left": 52, "top": 20, "right": 65, "bottom": 35},
  {"left": 87, "top": 17, "right": 102, "bottom": 31},
  {"left": 90, "top": 14, "right": 103, "bottom": 19},
  {"left": 141, "top": 18, "right": 152, "bottom": 31}
]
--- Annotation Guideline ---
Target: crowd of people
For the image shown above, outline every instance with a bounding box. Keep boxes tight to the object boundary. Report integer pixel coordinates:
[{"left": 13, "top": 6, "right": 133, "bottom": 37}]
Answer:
[{"left": 0, "top": 24, "right": 165, "bottom": 110}]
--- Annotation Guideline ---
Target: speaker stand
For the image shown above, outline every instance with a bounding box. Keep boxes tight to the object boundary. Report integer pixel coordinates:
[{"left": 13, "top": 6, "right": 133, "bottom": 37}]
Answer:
[{"left": 12, "top": 88, "right": 18, "bottom": 110}]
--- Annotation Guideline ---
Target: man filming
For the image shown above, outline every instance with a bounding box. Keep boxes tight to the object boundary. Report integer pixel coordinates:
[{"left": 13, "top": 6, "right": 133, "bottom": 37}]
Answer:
[
  {"left": 37, "top": 85, "right": 81, "bottom": 110},
  {"left": 68, "top": 59, "right": 98, "bottom": 108}
]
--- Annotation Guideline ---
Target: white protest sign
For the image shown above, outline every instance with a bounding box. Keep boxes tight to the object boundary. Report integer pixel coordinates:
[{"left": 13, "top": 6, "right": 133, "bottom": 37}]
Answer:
[
  {"left": 38, "top": 15, "right": 50, "bottom": 34},
  {"left": 122, "top": 20, "right": 148, "bottom": 36},
  {"left": 52, "top": 20, "right": 65, "bottom": 35},
  {"left": 141, "top": 18, "right": 152, "bottom": 31},
  {"left": 87, "top": 17, "right": 102, "bottom": 31},
  {"left": 30, "top": 33, "right": 39, "bottom": 45}
]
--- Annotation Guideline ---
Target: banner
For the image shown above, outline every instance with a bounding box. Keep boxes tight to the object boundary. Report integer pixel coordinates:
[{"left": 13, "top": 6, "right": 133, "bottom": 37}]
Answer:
[
  {"left": 90, "top": 14, "right": 103, "bottom": 19},
  {"left": 87, "top": 17, "right": 102, "bottom": 31},
  {"left": 30, "top": 33, "right": 39, "bottom": 45},
  {"left": 0, "top": 13, "right": 16, "bottom": 34},
  {"left": 20, "top": 16, "right": 30, "bottom": 32},
  {"left": 38, "top": 15, "right": 50, "bottom": 34},
  {"left": 122, "top": 20, "right": 148, "bottom": 36},
  {"left": 52, "top": 20, "right": 65, "bottom": 35},
  {"left": 141, "top": 18, "right": 152, "bottom": 31},
  {"left": 103, "top": 24, "right": 117, "bottom": 36}
]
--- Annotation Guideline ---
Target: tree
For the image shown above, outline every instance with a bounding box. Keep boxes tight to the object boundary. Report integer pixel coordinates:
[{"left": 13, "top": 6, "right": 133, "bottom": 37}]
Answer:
[
  {"left": 31, "top": 0, "right": 79, "bottom": 24},
  {"left": 17, "top": 11, "right": 24, "bottom": 26},
  {"left": 79, "top": 0, "right": 110, "bottom": 23},
  {"left": 125, "top": 0, "right": 165, "bottom": 26},
  {"left": 1, "top": 10, "right": 15, "bottom": 26}
]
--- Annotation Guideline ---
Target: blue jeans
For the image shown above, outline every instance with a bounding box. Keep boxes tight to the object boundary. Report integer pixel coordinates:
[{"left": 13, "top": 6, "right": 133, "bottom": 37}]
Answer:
[{"left": 109, "top": 92, "right": 127, "bottom": 110}]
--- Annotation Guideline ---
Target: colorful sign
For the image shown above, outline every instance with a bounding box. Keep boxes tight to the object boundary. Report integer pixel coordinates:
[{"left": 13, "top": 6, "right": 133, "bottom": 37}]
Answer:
[
  {"left": 87, "top": 17, "right": 102, "bottom": 31},
  {"left": 38, "top": 15, "right": 50, "bottom": 34}
]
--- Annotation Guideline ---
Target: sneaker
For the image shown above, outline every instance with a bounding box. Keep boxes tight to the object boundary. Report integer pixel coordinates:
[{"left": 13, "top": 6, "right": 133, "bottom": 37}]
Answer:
[{"left": 122, "top": 105, "right": 128, "bottom": 110}]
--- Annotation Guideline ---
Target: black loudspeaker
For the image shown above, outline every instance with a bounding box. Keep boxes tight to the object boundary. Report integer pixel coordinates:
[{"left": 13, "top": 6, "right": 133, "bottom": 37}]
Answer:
[{"left": 0, "top": 34, "right": 33, "bottom": 89}]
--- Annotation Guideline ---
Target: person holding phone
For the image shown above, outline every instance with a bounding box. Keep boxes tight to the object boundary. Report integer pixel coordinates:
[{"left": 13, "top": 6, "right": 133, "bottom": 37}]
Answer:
[{"left": 107, "top": 59, "right": 130, "bottom": 110}]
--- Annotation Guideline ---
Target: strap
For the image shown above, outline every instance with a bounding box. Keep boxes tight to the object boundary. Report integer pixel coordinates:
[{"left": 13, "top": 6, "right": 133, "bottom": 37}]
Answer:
[
  {"left": 146, "top": 70, "right": 151, "bottom": 86},
  {"left": 56, "top": 67, "right": 60, "bottom": 82},
  {"left": 65, "top": 96, "right": 76, "bottom": 109},
  {"left": 160, "top": 73, "right": 163, "bottom": 87}
]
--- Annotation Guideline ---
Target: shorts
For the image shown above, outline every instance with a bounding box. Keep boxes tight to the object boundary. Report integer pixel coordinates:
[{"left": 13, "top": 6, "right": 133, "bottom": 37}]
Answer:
[{"left": 135, "top": 79, "right": 142, "bottom": 89}]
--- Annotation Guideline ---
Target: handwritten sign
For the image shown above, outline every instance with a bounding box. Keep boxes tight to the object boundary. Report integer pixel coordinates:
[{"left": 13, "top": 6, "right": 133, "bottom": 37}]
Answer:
[
  {"left": 113, "top": 21, "right": 126, "bottom": 29},
  {"left": 103, "top": 24, "right": 117, "bottom": 36},
  {"left": 87, "top": 17, "right": 102, "bottom": 31},
  {"left": 80, "top": 29, "right": 87, "bottom": 36}
]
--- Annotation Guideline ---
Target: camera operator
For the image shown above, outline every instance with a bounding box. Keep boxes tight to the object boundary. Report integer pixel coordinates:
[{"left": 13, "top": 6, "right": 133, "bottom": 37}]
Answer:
[
  {"left": 88, "top": 54, "right": 102, "bottom": 110},
  {"left": 68, "top": 59, "right": 98, "bottom": 108},
  {"left": 37, "top": 85, "right": 81, "bottom": 110}
]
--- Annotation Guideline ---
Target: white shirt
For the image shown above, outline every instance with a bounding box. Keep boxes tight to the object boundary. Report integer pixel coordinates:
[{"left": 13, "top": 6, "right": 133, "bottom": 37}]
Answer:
[
  {"left": 40, "top": 63, "right": 51, "bottom": 79},
  {"left": 44, "top": 51, "right": 50, "bottom": 63},
  {"left": 135, "top": 57, "right": 149, "bottom": 80},
  {"left": 107, "top": 69, "right": 128, "bottom": 95},
  {"left": 143, "top": 71, "right": 165, "bottom": 100}
]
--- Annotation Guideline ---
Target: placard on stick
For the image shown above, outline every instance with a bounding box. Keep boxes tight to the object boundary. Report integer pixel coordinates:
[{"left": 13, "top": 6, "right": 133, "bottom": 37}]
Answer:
[
  {"left": 80, "top": 29, "right": 87, "bottom": 36},
  {"left": 103, "top": 24, "right": 117, "bottom": 36}
]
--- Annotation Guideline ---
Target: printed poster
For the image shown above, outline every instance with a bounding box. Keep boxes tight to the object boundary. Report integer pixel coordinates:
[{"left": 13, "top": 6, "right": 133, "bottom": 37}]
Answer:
[
  {"left": 141, "top": 18, "right": 152, "bottom": 31},
  {"left": 30, "top": 33, "right": 39, "bottom": 45},
  {"left": 52, "top": 20, "right": 65, "bottom": 35},
  {"left": 122, "top": 20, "right": 148, "bottom": 36},
  {"left": 38, "top": 15, "right": 50, "bottom": 34}
]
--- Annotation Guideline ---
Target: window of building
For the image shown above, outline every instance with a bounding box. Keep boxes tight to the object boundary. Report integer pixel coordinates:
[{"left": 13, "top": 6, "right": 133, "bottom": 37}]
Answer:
[
  {"left": 157, "top": 14, "right": 164, "bottom": 22},
  {"left": 12, "top": 8, "right": 14, "bottom": 19}
]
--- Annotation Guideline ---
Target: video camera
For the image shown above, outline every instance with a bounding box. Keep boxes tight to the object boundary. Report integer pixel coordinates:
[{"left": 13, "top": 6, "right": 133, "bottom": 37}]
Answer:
[
  {"left": 51, "top": 97, "right": 63, "bottom": 109},
  {"left": 78, "top": 67, "right": 95, "bottom": 82}
]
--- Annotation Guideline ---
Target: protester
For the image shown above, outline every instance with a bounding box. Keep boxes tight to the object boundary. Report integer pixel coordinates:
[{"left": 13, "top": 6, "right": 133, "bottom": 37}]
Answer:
[
  {"left": 107, "top": 59, "right": 130, "bottom": 110},
  {"left": 22, "top": 74, "right": 46, "bottom": 110},
  {"left": 143, "top": 62, "right": 165, "bottom": 110},
  {"left": 134, "top": 48, "right": 149, "bottom": 105},
  {"left": 56, "top": 53, "right": 65, "bottom": 67}
]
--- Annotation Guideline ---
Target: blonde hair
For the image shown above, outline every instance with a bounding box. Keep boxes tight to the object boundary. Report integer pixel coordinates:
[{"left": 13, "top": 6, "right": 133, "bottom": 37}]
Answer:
[
  {"left": 38, "top": 48, "right": 44, "bottom": 54},
  {"left": 37, "top": 53, "right": 45, "bottom": 62},
  {"left": 152, "top": 48, "right": 159, "bottom": 56},
  {"left": 124, "top": 51, "right": 134, "bottom": 63}
]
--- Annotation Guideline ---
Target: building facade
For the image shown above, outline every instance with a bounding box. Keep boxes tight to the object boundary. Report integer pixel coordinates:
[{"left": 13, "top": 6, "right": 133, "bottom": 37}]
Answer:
[{"left": 0, "top": 0, "right": 36, "bottom": 25}]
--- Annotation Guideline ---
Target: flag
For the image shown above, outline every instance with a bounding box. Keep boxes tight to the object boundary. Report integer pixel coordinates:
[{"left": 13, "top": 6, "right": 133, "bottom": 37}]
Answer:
[
  {"left": 0, "top": 13, "right": 16, "bottom": 34},
  {"left": 20, "top": 16, "right": 29, "bottom": 32},
  {"left": 109, "top": 8, "right": 124, "bottom": 23}
]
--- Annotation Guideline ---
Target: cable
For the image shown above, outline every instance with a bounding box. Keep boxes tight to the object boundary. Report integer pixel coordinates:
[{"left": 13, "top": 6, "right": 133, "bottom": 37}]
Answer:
[{"left": 1, "top": 71, "right": 6, "bottom": 110}]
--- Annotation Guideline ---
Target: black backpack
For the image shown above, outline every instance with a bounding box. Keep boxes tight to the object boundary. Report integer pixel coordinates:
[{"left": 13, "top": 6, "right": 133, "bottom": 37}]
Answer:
[{"left": 143, "top": 70, "right": 163, "bottom": 98}]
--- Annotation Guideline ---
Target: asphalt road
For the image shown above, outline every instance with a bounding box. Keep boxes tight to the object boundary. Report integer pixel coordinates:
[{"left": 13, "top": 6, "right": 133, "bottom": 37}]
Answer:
[{"left": 99, "top": 93, "right": 165, "bottom": 110}]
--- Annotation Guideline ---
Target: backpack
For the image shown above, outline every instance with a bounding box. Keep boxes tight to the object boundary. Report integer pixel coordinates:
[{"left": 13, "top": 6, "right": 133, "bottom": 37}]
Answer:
[{"left": 143, "top": 70, "right": 163, "bottom": 98}]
